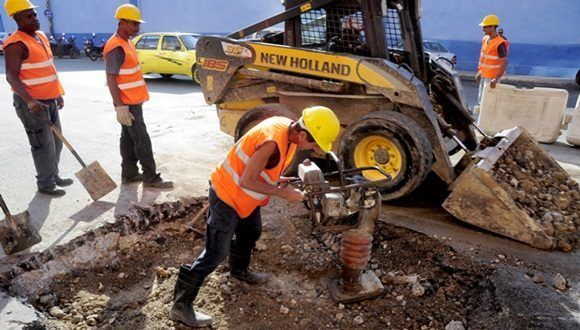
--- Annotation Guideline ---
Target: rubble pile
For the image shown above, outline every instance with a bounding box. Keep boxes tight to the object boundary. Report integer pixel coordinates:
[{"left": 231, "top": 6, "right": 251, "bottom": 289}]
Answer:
[
  {"left": 2, "top": 201, "right": 500, "bottom": 329},
  {"left": 493, "top": 143, "right": 580, "bottom": 251}
]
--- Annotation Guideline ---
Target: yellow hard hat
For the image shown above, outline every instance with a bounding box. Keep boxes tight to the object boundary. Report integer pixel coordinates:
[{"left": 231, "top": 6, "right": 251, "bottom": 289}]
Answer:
[
  {"left": 300, "top": 106, "right": 340, "bottom": 153},
  {"left": 479, "top": 14, "right": 500, "bottom": 26},
  {"left": 4, "top": 0, "right": 37, "bottom": 16},
  {"left": 114, "top": 4, "right": 145, "bottom": 23}
]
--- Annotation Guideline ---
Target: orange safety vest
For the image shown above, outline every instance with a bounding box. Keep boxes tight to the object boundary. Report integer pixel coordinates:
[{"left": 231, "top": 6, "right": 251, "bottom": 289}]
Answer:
[
  {"left": 478, "top": 35, "right": 507, "bottom": 79},
  {"left": 4, "top": 30, "right": 64, "bottom": 100},
  {"left": 211, "top": 117, "right": 297, "bottom": 218},
  {"left": 103, "top": 34, "right": 149, "bottom": 105}
]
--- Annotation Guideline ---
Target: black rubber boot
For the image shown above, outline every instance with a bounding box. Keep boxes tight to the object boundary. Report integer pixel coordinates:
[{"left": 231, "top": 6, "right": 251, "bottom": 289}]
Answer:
[
  {"left": 229, "top": 252, "right": 269, "bottom": 285},
  {"left": 170, "top": 265, "right": 212, "bottom": 327}
]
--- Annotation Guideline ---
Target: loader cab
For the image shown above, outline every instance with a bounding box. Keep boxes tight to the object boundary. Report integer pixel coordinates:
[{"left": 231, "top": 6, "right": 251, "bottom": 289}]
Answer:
[{"left": 281, "top": 0, "right": 428, "bottom": 82}]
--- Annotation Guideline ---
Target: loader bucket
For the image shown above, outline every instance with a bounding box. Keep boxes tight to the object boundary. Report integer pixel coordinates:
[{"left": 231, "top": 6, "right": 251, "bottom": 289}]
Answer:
[{"left": 443, "top": 127, "right": 579, "bottom": 251}]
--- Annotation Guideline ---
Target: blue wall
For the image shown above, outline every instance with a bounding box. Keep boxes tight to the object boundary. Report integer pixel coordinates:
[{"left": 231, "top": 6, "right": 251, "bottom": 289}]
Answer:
[{"left": 1, "top": 0, "right": 577, "bottom": 78}]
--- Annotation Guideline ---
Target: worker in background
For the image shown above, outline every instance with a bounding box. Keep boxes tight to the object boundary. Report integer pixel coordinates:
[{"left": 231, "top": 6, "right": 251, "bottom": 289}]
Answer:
[
  {"left": 3, "top": 0, "right": 72, "bottom": 196},
  {"left": 171, "top": 106, "right": 341, "bottom": 327},
  {"left": 498, "top": 28, "right": 510, "bottom": 50},
  {"left": 103, "top": 4, "right": 173, "bottom": 188},
  {"left": 475, "top": 14, "right": 508, "bottom": 105}
]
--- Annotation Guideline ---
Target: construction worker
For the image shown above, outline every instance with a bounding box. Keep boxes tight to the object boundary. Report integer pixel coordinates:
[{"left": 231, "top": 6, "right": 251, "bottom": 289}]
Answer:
[
  {"left": 498, "top": 28, "right": 510, "bottom": 51},
  {"left": 171, "top": 106, "right": 341, "bottom": 327},
  {"left": 475, "top": 14, "right": 508, "bottom": 105},
  {"left": 103, "top": 4, "right": 173, "bottom": 188},
  {"left": 3, "top": 0, "right": 72, "bottom": 196}
]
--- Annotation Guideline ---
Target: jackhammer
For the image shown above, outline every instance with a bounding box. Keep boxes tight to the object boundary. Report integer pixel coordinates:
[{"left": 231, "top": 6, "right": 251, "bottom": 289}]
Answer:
[{"left": 287, "top": 153, "right": 390, "bottom": 303}]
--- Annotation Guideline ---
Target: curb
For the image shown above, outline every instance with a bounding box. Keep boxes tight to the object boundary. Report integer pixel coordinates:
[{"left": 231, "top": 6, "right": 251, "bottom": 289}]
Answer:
[{"left": 458, "top": 71, "right": 578, "bottom": 89}]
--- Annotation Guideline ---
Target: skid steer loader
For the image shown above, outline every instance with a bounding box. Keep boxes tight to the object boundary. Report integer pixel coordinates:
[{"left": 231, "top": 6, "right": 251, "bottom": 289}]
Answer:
[{"left": 195, "top": 0, "right": 579, "bottom": 250}]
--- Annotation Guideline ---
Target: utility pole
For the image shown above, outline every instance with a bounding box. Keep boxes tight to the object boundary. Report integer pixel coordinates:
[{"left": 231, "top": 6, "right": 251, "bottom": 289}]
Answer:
[
  {"left": 0, "top": 12, "right": 5, "bottom": 33},
  {"left": 45, "top": 0, "right": 55, "bottom": 36}
]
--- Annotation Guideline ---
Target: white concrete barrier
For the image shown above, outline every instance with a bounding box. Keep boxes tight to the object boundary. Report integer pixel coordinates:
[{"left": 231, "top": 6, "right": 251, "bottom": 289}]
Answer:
[
  {"left": 566, "top": 95, "right": 580, "bottom": 146},
  {"left": 478, "top": 84, "right": 568, "bottom": 143}
]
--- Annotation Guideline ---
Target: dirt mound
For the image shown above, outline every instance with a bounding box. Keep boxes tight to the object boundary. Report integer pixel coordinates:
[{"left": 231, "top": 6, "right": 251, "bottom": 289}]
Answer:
[
  {"left": 494, "top": 143, "right": 580, "bottom": 251},
  {"left": 23, "top": 201, "right": 500, "bottom": 329}
]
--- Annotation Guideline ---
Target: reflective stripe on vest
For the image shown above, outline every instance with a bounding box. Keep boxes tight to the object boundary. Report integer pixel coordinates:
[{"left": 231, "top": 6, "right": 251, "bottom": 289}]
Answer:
[
  {"left": 119, "top": 65, "right": 142, "bottom": 75},
  {"left": 118, "top": 79, "right": 146, "bottom": 90},
  {"left": 21, "top": 59, "right": 54, "bottom": 70},
  {"left": 221, "top": 160, "right": 267, "bottom": 201},
  {"left": 234, "top": 145, "right": 279, "bottom": 186},
  {"left": 4, "top": 31, "right": 64, "bottom": 99},
  {"left": 210, "top": 116, "right": 297, "bottom": 218},
  {"left": 103, "top": 34, "right": 150, "bottom": 105},
  {"left": 22, "top": 74, "right": 59, "bottom": 86},
  {"left": 478, "top": 35, "right": 507, "bottom": 79}
]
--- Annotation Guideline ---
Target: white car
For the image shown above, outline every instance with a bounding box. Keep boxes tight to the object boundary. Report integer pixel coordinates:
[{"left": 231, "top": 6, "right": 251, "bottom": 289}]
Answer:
[
  {"left": 423, "top": 40, "right": 457, "bottom": 69},
  {"left": 0, "top": 32, "right": 10, "bottom": 54}
]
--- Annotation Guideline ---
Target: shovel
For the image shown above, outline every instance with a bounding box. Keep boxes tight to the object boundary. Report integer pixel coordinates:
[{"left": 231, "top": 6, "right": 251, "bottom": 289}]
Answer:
[
  {"left": 0, "top": 194, "right": 42, "bottom": 255},
  {"left": 46, "top": 121, "right": 117, "bottom": 201}
]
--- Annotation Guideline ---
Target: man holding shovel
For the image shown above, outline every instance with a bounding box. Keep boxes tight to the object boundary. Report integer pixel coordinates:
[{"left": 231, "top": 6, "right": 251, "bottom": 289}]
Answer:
[
  {"left": 104, "top": 4, "right": 173, "bottom": 189},
  {"left": 3, "top": 0, "right": 73, "bottom": 196}
]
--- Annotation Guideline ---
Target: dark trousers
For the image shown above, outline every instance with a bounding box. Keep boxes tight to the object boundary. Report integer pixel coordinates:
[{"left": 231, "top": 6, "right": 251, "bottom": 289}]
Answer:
[
  {"left": 120, "top": 104, "right": 159, "bottom": 183},
  {"left": 191, "top": 186, "right": 262, "bottom": 281},
  {"left": 13, "top": 94, "right": 63, "bottom": 190}
]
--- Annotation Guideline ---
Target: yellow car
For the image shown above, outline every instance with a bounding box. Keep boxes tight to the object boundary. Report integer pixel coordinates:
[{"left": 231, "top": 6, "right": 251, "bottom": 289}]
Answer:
[{"left": 132, "top": 32, "right": 201, "bottom": 84}]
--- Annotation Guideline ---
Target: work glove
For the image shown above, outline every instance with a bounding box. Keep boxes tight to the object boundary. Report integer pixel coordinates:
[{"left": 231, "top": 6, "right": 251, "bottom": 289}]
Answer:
[{"left": 115, "top": 105, "right": 134, "bottom": 126}]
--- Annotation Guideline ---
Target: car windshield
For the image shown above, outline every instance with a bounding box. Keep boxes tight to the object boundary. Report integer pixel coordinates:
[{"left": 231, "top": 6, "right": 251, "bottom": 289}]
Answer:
[
  {"left": 180, "top": 34, "right": 199, "bottom": 50},
  {"left": 424, "top": 41, "right": 449, "bottom": 53}
]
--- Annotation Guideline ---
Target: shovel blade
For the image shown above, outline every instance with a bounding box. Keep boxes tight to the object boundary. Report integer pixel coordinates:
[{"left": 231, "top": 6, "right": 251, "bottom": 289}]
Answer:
[
  {"left": 0, "top": 211, "right": 42, "bottom": 255},
  {"left": 75, "top": 161, "right": 117, "bottom": 201}
]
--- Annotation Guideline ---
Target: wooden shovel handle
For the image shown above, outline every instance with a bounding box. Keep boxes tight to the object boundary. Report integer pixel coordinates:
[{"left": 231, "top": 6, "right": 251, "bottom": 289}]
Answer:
[
  {"left": 183, "top": 204, "right": 209, "bottom": 230},
  {"left": 45, "top": 120, "right": 88, "bottom": 168},
  {"left": 0, "top": 194, "right": 12, "bottom": 217},
  {"left": 0, "top": 194, "right": 19, "bottom": 229},
  {"left": 191, "top": 204, "right": 209, "bottom": 225}
]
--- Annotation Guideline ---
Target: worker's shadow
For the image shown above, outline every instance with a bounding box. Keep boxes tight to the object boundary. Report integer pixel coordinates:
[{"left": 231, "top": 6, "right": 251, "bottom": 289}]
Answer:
[
  {"left": 113, "top": 183, "right": 164, "bottom": 218},
  {"left": 27, "top": 192, "right": 53, "bottom": 233},
  {"left": 114, "top": 183, "right": 140, "bottom": 218}
]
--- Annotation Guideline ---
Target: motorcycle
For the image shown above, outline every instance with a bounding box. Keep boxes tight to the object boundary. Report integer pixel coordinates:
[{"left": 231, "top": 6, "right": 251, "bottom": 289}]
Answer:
[
  {"left": 55, "top": 33, "right": 80, "bottom": 59},
  {"left": 83, "top": 33, "right": 95, "bottom": 57},
  {"left": 90, "top": 39, "right": 105, "bottom": 62},
  {"left": 83, "top": 33, "right": 104, "bottom": 61},
  {"left": 48, "top": 35, "right": 57, "bottom": 54}
]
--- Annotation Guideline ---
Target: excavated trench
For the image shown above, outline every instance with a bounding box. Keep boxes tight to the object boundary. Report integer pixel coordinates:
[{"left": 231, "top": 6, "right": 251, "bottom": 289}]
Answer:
[{"left": 1, "top": 198, "right": 509, "bottom": 329}]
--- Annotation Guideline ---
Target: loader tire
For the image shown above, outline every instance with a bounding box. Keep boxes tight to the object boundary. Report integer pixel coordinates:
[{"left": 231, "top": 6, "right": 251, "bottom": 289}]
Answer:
[
  {"left": 340, "top": 111, "right": 433, "bottom": 201},
  {"left": 234, "top": 103, "right": 296, "bottom": 141}
]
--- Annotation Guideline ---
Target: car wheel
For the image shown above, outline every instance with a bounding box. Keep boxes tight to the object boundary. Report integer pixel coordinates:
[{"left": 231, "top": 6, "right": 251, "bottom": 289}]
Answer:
[
  {"left": 161, "top": 74, "right": 173, "bottom": 79},
  {"left": 192, "top": 65, "right": 201, "bottom": 85}
]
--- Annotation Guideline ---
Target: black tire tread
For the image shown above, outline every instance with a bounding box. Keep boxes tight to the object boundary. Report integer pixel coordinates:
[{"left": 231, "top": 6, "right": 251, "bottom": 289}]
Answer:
[
  {"left": 234, "top": 104, "right": 296, "bottom": 141},
  {"left": 340, "top": 110, "right": 433, "bottom": 201}
]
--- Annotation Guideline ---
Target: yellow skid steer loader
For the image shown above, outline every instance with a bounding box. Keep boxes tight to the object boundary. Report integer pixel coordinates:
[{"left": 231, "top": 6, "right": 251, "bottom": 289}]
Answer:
[{"left": 195, "top": 0, "right": 579, "bottom": 250}]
